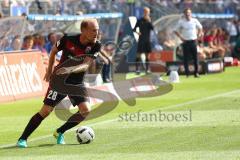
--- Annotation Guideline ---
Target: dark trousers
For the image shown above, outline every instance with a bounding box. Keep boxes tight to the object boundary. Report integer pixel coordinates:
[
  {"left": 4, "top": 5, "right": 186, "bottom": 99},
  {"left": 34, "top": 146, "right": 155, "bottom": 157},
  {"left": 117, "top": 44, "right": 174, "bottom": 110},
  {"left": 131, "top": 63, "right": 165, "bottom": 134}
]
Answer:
[
  {"left": 182, "top": 40, "right": 199, "bottom": 76},
  {"left": 102, "top": 64, "right": 111, "bottom": 81}
]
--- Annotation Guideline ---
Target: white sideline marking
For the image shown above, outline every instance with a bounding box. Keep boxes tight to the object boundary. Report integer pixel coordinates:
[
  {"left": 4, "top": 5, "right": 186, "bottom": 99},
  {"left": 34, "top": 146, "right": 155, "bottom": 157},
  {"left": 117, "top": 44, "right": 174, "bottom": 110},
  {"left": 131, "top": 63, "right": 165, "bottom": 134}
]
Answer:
[{"left": 0, "top": 89, "right": 239, "bottom": 149}]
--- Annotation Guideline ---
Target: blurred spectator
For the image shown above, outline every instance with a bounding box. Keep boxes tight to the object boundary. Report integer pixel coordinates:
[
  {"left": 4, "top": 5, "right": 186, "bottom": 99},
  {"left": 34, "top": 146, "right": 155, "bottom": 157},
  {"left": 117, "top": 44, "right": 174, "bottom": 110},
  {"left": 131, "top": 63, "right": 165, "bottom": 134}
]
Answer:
[
  {"left": 0, "top": 36, "right": 9, "bottom": 51},
  {"left": 45, "top": 32, "right": 57, "bottom": 54},
  {"left": 226, "top": 19, "right": 238, "bottom": 45},
  {"left": 32, "top": 33, "right": 47, "bottom": 54},
  {"left": 32, "top": 33, "right": 49, "bottom": 65},
  {"left": 216, "top": 27, "right": 230, "bottom": 55},
  {"left": 158, "top": 29, "right": 175, "bottom": 50},
  {"left": 197, "top": 40, "right": 213, "bottom": 60},
  {"left": 204, "top": 29, "right": 225, "bottom": 58},
  {"left": 5, "top": 35, "right": 21, "bottom": 51},
  {"left": 151, "top": 31, "right": 163, "bottom": 51},
  {"left": 21, "top": 35, "right": 34, "bottom": 50}
]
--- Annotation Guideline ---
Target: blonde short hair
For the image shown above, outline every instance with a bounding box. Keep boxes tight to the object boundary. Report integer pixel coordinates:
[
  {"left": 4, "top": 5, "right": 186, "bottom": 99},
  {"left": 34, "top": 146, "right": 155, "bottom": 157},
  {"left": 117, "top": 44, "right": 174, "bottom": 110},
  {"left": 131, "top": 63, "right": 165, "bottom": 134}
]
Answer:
[{"left": 80, "top": 18, "right": 98, "bottom": 31}]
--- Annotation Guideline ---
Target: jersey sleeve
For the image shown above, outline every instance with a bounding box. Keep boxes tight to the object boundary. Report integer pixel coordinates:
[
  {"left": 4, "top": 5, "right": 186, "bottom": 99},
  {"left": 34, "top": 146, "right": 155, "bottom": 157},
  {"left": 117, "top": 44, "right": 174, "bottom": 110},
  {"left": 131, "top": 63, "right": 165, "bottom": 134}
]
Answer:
[
  {"left": 86, "top": 41, "right": 102, "bottom": 59},
  {"left": 195, "top": 19, "right": 203, "bottom": 29},
  {"left": 56, "top": 35, "right": 66, "bottom": 51}
]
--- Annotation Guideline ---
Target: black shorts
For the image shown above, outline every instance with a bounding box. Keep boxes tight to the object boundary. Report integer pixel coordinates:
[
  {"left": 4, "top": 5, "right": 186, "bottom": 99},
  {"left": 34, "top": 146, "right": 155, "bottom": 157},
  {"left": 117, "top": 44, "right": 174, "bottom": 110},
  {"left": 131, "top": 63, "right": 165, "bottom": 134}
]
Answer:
[
  {"left": 43, "top": 86, "right": 88, "bottom": 107},
  {"left": 137, "top": 40, "right": 151, "bottom": 53}
]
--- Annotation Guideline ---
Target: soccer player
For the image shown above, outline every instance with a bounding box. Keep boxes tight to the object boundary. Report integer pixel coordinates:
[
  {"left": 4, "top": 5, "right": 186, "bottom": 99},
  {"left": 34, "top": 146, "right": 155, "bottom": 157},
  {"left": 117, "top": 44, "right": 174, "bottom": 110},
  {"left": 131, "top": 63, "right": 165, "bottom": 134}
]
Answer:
[{"left": 17, "top": 18, "right": 105, "bottom": 148}]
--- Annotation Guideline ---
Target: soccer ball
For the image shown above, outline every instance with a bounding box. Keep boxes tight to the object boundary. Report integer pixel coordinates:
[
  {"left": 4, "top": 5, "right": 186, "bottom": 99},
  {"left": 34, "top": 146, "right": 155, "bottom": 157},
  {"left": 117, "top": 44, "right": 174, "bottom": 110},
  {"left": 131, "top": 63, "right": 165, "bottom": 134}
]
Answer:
[{"left": 76, "top": 126, "right": 95, "bottom": 144}]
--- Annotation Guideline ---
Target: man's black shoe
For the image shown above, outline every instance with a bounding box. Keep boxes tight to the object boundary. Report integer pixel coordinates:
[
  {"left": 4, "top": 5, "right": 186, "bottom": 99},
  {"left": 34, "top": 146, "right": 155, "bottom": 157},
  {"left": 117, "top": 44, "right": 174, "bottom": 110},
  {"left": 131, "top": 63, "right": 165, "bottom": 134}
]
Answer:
[
  {"left": 194, "top": 73, "right": 200, "bottom": 78},
  {"left": 135, "top": 71, "right": 140, "bottom": 75}
]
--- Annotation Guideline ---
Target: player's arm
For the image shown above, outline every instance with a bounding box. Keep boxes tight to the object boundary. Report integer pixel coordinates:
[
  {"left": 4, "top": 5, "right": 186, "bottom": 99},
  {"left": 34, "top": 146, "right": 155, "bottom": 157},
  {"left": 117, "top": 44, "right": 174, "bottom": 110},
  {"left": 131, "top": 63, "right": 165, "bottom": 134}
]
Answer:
[
  {"left": 196, "top": 20, "right": 203, "bottom": 39},
  {"left": 98, "top": 52, "right": 109, "bottom": 64},
  {"left": 70, "top": 49, "right": 110, "bottom": 73},
  {"left": 44, "top": 45, "right": 58, "bottom": 82},
  {"left": 197, "top": 28, "right": 204, "bottom": 42},
  {"left": 174, "top": 30, "right": 185, "bottom": 42},
  {"left": 99, "top": 49, "right": 111, "bottom": 64},
  {"left": 174, "top": 19, "right": 185, "bottom": 42},
  {"left": 55, "top": 56, "right": 93, "bottom": 75},
  {"left": 56, "top": 41, "right": 102, "bottom": 75},
  {"left": 71, "top": 56, "right": 93, "bottom": 73}
]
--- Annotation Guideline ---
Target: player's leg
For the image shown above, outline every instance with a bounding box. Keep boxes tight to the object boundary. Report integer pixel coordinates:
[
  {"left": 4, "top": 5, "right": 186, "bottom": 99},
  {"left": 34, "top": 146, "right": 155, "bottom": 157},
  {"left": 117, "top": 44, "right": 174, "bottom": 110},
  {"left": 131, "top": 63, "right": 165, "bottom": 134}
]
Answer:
[
  {"left": 144, "top": 41, "right": 151, "bottom": 74},
  {"left": 136, "top": 42, "right": 142, "bottom": 74},
  {"left": 17, "top": 87, "right": 65, "bottom": 148},
  {"left": 182, "top": 42, "right": 190, "bottom": 77},
  {"left": 191, "top": 41, "right": 199, "bottom": 77},
  {"left": 102, "top": 64, "right": 111, "bottom": 82},
  {"left": 135, "top": 53, "right": 141, "bottom": 74},
  {"left": 105, "top": 63, "right": 111, "bottom": 82},
  {"left": 17, "top": 104, "right": 54, "bottom": 148},
  {"left": 56, "top": 101, "right": 89, "bottom": 134},
  {"left": 54, "top": 96, "right": 89, "bottom": 144},
  {"left": 145, "top": 52, "right": 150, "bottom": 74}
]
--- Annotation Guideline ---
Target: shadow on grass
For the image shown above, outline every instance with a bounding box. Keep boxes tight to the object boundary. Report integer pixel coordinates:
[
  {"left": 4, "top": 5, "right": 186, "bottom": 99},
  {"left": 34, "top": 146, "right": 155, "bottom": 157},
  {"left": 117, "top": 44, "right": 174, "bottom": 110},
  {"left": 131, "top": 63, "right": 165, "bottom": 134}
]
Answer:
[
  {"left": 0, "top": 144, "right": 55, "bottom": 150},
  {"left": 0, "top": 143, "right": 83, "bottom": 150}
]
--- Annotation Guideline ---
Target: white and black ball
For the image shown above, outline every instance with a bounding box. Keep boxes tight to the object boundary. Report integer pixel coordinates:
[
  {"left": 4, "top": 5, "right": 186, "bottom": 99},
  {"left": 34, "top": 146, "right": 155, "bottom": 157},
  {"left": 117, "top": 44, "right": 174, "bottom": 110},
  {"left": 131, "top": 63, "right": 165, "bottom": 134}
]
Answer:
[{"left": 76, "top": 126, "right": 95, "bottom": 144}]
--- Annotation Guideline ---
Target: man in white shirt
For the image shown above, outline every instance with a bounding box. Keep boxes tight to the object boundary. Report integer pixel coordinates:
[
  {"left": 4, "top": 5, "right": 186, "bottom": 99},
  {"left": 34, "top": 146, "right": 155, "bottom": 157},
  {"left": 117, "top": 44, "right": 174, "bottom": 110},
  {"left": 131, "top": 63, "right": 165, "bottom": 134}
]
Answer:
[
  {"left": 226, "top": 19, "right": 238, "bottom": 45},
  {"left": 174, "top": 8, "right": 203, "bottom": 78}
]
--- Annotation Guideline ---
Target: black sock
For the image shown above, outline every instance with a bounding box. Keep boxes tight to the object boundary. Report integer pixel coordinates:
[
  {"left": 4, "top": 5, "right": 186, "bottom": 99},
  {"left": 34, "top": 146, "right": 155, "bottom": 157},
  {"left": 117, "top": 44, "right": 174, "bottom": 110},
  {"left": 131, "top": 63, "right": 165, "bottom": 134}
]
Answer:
[
  {"left": 136, "top": 57, "right": 140, "bottom": 71},
  {"left": 19, "top": 113, "right": 44, "bottom": 140},
  {"left": 57, "top": 111, "right": 85, "bottom": 134},
  {"left": 145, "top": 58, "right": 149, "bottom": 71}
]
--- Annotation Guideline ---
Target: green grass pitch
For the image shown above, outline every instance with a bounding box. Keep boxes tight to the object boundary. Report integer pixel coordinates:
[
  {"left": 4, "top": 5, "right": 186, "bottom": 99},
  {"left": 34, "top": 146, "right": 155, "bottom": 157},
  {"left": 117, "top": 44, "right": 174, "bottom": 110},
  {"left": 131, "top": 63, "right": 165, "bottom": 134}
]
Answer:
[{"left": 0, "top": 67, "right": 240, "bottom": 160}]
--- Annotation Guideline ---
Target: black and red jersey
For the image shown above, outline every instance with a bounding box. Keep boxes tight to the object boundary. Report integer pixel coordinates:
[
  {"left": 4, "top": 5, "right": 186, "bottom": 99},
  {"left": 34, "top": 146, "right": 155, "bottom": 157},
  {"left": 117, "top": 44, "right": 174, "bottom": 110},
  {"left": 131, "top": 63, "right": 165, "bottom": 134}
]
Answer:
[
  {"left": 56, "top": 34, "right": 99, "bottom": 64},
  {"left": 53, "top": 34, "right": 101, "bottom": 85}
]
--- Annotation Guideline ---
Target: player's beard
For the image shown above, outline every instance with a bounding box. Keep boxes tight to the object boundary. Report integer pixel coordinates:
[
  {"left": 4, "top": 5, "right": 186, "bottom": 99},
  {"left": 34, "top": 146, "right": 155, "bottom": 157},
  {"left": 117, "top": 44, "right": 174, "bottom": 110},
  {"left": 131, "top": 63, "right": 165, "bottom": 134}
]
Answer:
[{"left": 86, "top": 36, "right": 97, "bottom": 44}]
